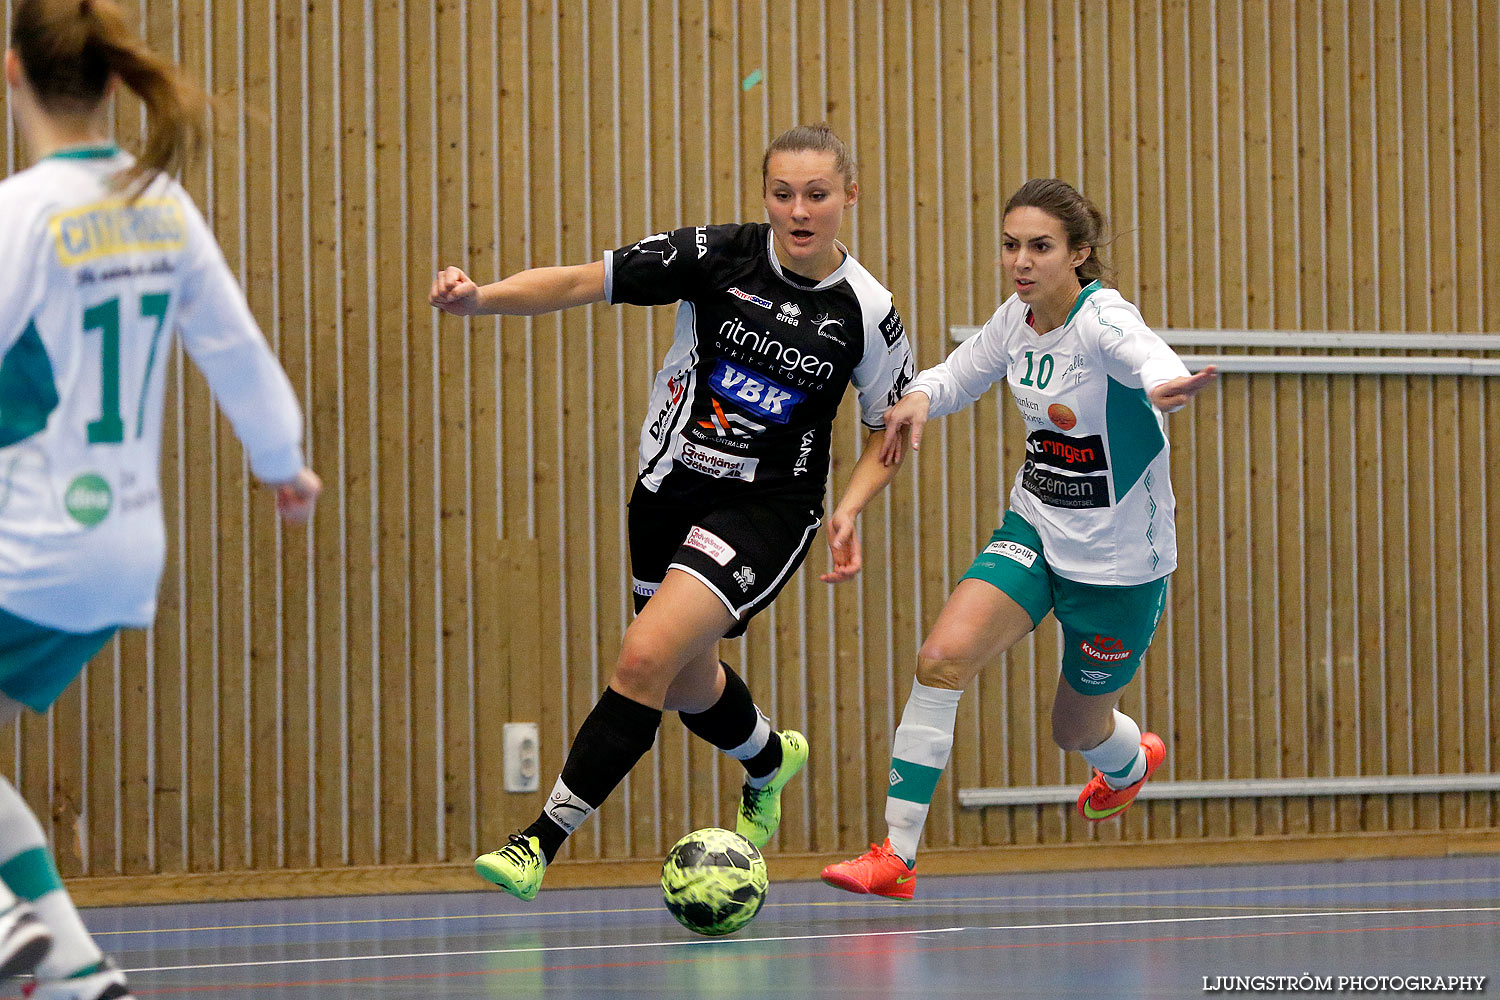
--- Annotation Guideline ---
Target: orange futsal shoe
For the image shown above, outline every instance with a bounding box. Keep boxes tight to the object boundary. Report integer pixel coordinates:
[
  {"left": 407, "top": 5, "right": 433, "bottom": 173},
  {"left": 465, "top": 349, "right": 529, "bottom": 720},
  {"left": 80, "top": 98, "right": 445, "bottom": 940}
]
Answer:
[
  {"left": 1077, "top": 732, "right": 1166, "bottom": 822},
  {"left": 820, "top": 838, "right": 916, "bottom": 900}
]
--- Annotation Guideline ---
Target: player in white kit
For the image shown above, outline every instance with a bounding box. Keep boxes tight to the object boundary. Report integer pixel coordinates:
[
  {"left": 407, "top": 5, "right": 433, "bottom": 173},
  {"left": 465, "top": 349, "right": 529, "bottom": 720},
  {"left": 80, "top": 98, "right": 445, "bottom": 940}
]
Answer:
[
  {"left": 0, "top": 2, "right": 320, "bottom": 995},
  {"left": 822, "top": 178, "right": 1216, "bottom": 899}
]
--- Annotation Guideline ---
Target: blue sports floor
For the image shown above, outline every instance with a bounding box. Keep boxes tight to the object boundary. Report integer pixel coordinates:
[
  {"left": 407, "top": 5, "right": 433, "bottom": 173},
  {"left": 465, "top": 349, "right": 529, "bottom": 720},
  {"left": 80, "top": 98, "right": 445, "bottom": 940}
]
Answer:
[{"left": 83, "top": 856, "right": 1498, "bottom": 998}]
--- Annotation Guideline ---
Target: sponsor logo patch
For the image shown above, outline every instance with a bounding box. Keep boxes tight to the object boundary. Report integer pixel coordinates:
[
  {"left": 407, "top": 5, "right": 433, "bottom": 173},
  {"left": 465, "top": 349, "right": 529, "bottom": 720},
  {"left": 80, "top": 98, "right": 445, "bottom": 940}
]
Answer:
[
  {"left": 1061, "top": 353, "right": 1088, "bottom": 383},
  {"left": 51, "top": 198, "right": 188, "bottom": 266},
  {"left": 65, "top": 472, "right": 112, "bottom": 527},
  {"left": 684, "top": 525, "right": 737, "bottom": 566},
  {"left": 983, "top": 539, "right": 1038, "bottom": 567},
  {"left": 1026, "top": 430, "right": 1108, "bottom": 473},
  {"left": 1048, "top": 403, "right": 1077, "bottom": 430},
  {"left": 718, "top": 317, "right": 835, "bottom": 382},
  {"left": 1022, "top": 464, "right": 1110, "bottom": 509},
  {"left": 879, "top": 308, "right": 906, "bottom": 349},
  {"left": 695, "top": 226, "right": 708, "bottom": 259},
  {"left": 792, "top": 429, "right": 815, "bottom": 476},
  {"left": 697, "top": 397, "right": 766, "bottom": 439},
  {"left": 647, "top": 369, "right": 691, "bottom": 441},
  {"left": 811, "top": 313, "right": 846, "bottom": 343},
  {"left": 629, "top": 231, "right": 678, "bottom": 266},
  {"left": 678, "top": 441, "right": 759, "bottom": 482},
  {"left": 544, "top": 786, "right": 595, "bottom": 834},
  {"left": 709, "top": 359, "right": 804, "bottom": 424},
  {"left": 728, "top": 286, "right": 774, "bottom": 310},
  {"left": 632, "top": 577, "right": 659, "bottom": 599},
  {"left": 1081, "top": 634, "right": 1133, "bottom": 663},
  {"left": 887, "top": 352, "right": 915, "bottom": 407}
]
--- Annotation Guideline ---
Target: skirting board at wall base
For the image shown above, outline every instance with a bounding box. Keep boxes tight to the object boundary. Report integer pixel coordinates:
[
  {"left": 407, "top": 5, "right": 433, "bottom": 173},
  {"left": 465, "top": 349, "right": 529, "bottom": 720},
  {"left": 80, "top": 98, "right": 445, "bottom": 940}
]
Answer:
[{"left": 65, "top": 828, "right": 1500, "bottom": 908}]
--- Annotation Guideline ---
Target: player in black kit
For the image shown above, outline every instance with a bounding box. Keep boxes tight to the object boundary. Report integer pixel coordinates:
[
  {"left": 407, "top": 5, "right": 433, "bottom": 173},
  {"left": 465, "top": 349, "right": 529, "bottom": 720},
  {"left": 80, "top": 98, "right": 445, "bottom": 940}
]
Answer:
[{"left": 430, "top": 124, "right": 914, "bottom": 900}]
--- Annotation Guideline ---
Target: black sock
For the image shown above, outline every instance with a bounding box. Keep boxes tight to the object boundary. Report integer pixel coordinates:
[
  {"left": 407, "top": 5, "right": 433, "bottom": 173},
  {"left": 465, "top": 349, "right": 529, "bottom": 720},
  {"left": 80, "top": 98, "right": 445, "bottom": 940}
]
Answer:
[
  {"left": 743, "top": 730, "right": 783, "bottom": 781},
  {"left": 523, "top": 687, "right": 661, "bottom": 863},
  {"left": 679, "top": 662, "right": 782, "bottom": 780}
]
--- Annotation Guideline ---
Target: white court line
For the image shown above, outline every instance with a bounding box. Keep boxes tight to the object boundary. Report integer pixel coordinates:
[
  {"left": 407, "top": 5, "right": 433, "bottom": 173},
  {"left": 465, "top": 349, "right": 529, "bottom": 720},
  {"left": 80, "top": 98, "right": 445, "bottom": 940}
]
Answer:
[
  {"left": 91, "top": 874, "right": 1500, "bottom": 938},
  {"left": 125, "top": 906, "right": 1500, "bottom": 975}
]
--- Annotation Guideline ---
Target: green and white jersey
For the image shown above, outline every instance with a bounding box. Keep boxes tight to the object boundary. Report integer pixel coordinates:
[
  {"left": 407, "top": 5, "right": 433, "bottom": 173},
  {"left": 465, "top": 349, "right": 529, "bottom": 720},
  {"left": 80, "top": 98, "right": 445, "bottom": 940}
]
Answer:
[
  {"left": 907, "top": 281, "right": 1189, "bottom": 586},
  {"left": 0, "top": 146, "right": 304, "bottom": 631}
]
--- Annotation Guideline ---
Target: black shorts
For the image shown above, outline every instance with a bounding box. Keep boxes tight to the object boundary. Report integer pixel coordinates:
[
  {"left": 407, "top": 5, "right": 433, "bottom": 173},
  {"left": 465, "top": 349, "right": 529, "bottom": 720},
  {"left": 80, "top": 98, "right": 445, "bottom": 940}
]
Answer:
[{"left": 628, "top": 485, "right": 822, "bottom": 640}]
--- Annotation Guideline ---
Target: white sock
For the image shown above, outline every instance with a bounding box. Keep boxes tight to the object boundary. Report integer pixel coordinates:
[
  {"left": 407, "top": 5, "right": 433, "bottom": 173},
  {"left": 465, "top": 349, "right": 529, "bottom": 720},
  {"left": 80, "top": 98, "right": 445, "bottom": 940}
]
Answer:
[
  {"left": 1081, "top": 710, "right": 1146, "bottom": 789},
  {"left": 885, "top": 680, "right": 962, "bottom": 867},
  {"left": 0, "top": 777, "right": 103, "bottom": 980},
  {"left": 732, "top": 710, "right": 778, "bottom": 790},
  {"left": 541, "top": 777, "right": 595, "bottom": 836}
]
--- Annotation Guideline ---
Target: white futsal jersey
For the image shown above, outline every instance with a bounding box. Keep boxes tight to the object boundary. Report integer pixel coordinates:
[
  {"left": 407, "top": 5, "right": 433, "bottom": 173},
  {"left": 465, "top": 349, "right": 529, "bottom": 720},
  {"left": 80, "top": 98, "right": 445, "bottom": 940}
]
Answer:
[
  {"left": 907, "top": 281, "right": 1190, "bottom": 586},
  {"left": 0, "top": 146, "right": 304, "bottom": 631}
]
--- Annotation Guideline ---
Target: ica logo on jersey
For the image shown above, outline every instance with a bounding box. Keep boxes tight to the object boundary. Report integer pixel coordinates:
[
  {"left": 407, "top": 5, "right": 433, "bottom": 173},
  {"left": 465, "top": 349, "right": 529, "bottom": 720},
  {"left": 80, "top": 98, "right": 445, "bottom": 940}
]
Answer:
[{"left": 710, "top": 360, "right": 804, "bottom": 425}]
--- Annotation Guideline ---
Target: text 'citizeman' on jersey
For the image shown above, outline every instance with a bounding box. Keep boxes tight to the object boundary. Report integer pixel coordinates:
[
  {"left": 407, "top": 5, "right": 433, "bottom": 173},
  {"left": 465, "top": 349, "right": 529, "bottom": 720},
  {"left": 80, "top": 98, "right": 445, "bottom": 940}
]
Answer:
[
  {"left": 906, "top": 281, "right": 1190, "bottom": 586},
  {"left": 605, "top": 222, "right": 913, "bottom": 504}
]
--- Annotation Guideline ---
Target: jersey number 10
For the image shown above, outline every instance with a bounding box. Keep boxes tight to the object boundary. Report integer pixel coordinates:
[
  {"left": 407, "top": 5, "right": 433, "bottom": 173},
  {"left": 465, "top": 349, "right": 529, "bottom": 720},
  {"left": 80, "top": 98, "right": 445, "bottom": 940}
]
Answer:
[{"left": 83, "top": 293, "right": 171, "bottom": 444}]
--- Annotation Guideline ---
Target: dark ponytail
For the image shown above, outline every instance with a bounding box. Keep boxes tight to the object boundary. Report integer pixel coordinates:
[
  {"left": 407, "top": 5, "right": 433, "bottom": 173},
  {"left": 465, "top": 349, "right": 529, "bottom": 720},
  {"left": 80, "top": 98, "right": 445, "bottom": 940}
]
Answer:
[{"left": 12, "top": 0, "right": 205, "bottom": 196}]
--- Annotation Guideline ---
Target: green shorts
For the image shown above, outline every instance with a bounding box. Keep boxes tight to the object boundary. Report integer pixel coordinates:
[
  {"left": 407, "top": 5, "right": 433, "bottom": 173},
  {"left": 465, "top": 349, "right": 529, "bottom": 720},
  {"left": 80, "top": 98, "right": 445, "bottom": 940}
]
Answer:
[
  {"left": 0, "top": 606, "right": 116, "bottom": 713},
  {"left": 959, "top": 509, "right": 1168, "bottom": 695}
]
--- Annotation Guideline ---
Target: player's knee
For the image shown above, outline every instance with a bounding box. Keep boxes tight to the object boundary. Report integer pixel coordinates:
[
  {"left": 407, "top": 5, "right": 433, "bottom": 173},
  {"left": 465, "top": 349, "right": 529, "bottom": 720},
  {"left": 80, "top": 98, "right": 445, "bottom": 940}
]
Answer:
[
  {"left": 1050, "top": 710, "right": 1109, "bottom": 752},
  {"left": 914, "top": 648, "right": 976, "bottom": 690},
  {"left": 612, "top": 632, "right": 676, "bottom": 694},
  {"left": 1051, "top": 721, "right": 1094, "bottom": 752}
]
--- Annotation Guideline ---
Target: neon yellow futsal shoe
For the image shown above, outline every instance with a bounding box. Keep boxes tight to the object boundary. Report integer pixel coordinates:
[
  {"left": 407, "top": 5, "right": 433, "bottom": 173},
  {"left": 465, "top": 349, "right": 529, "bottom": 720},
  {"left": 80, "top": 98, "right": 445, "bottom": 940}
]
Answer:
[
  {"left": 736, "top": 729, "right": 809, "bottom": 849},
  {"left": 474, "top": 834, "right": 546, "bottom": 900}
]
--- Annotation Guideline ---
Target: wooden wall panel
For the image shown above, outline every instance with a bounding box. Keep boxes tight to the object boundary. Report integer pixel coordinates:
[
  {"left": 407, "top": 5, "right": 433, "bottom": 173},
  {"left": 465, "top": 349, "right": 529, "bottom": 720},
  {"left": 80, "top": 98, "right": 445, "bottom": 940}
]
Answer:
[{"left": 0, "top": 0, "right": 1496, "bottom": 889}]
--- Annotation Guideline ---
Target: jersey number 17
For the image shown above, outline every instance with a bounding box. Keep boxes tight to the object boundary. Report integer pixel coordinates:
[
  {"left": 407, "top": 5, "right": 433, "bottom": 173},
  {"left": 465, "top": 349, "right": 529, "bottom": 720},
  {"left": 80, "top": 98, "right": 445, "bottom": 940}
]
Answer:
[{"left": 83, "top": 292, "right": 171, "bottom": 444}]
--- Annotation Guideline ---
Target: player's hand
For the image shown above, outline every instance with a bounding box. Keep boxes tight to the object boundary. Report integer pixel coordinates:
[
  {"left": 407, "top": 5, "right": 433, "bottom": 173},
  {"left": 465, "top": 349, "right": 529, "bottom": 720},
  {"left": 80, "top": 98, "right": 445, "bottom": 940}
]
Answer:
[
  {"left": 818, "top": 510, "right": 862, "bottom": 583},
  {"left": 430, "top": 265, "right": 482, "bottom": 316},
  {"left": 879, "top": 391, "right": 930, "bottom": 466},
  {"left": 273, "top": 467, "right": 321, "bottom": 524},
  {"left": 1149, "top": 365, "right": 1218, "bottom": 411}
]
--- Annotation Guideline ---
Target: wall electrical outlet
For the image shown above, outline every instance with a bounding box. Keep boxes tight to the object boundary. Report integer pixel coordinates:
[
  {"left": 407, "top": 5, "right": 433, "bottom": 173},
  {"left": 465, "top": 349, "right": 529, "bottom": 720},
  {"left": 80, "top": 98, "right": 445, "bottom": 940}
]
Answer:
[{"left": 502, "top": 722, "right": 540, "bottom": 793}]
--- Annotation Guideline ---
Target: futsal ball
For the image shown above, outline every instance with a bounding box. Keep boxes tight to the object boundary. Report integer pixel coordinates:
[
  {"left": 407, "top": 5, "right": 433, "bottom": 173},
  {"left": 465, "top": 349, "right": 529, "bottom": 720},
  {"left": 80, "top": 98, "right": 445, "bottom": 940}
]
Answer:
[{"left": 660, "top": 827, "right": 768, "bottom": 936}]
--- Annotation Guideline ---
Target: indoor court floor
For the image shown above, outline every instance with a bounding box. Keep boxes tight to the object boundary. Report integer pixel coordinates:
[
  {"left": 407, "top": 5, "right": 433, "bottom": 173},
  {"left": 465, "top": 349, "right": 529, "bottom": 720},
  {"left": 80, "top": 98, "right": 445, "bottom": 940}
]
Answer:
[{"left": 84, "top": 855, "right": 1498, "bottom": 998}]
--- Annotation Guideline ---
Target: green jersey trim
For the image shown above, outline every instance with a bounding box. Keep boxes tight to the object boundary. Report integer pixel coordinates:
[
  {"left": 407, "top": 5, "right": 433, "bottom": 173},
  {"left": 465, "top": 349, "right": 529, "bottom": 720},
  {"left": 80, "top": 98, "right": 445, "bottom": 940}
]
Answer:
[
  {"left": 1065, "top": 280, "right": 1104, "bottom": 326},
  {"left": 1104, "top": 375, "right": 1164, "bottom": 500},
  {"left": 0, "top": 321, "right": 60, "bottom": 447},
  {"left": 45, "top": 144, "right": 120, "bottom": 161}
]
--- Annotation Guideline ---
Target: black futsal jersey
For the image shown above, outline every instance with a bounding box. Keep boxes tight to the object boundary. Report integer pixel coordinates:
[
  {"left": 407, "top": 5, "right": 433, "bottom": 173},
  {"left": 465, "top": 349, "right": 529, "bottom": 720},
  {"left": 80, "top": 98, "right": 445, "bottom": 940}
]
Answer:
[{"left": 606, "top": 222, "right": 914, "bottom": 506}]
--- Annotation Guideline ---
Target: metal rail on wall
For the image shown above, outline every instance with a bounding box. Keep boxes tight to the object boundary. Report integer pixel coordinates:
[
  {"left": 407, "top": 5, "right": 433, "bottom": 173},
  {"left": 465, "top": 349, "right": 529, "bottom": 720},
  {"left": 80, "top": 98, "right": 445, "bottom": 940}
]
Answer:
[
  {"left": 960, "top": 774, "right": 1500, "bottom": 808},
  {"left": 947, "top": 328, "right": 1500, "bottom": 376}
]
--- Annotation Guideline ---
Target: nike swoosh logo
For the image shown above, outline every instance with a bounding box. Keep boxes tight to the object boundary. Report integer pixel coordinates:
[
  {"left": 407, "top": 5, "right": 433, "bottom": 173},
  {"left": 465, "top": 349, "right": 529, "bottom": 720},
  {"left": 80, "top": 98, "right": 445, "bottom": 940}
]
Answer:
[
  {"left": 1082, "top": 800, "right": 1130, "bottom": 820},
  {"left": 896, "top": 875, "right": 915, "bottom": 884}
]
